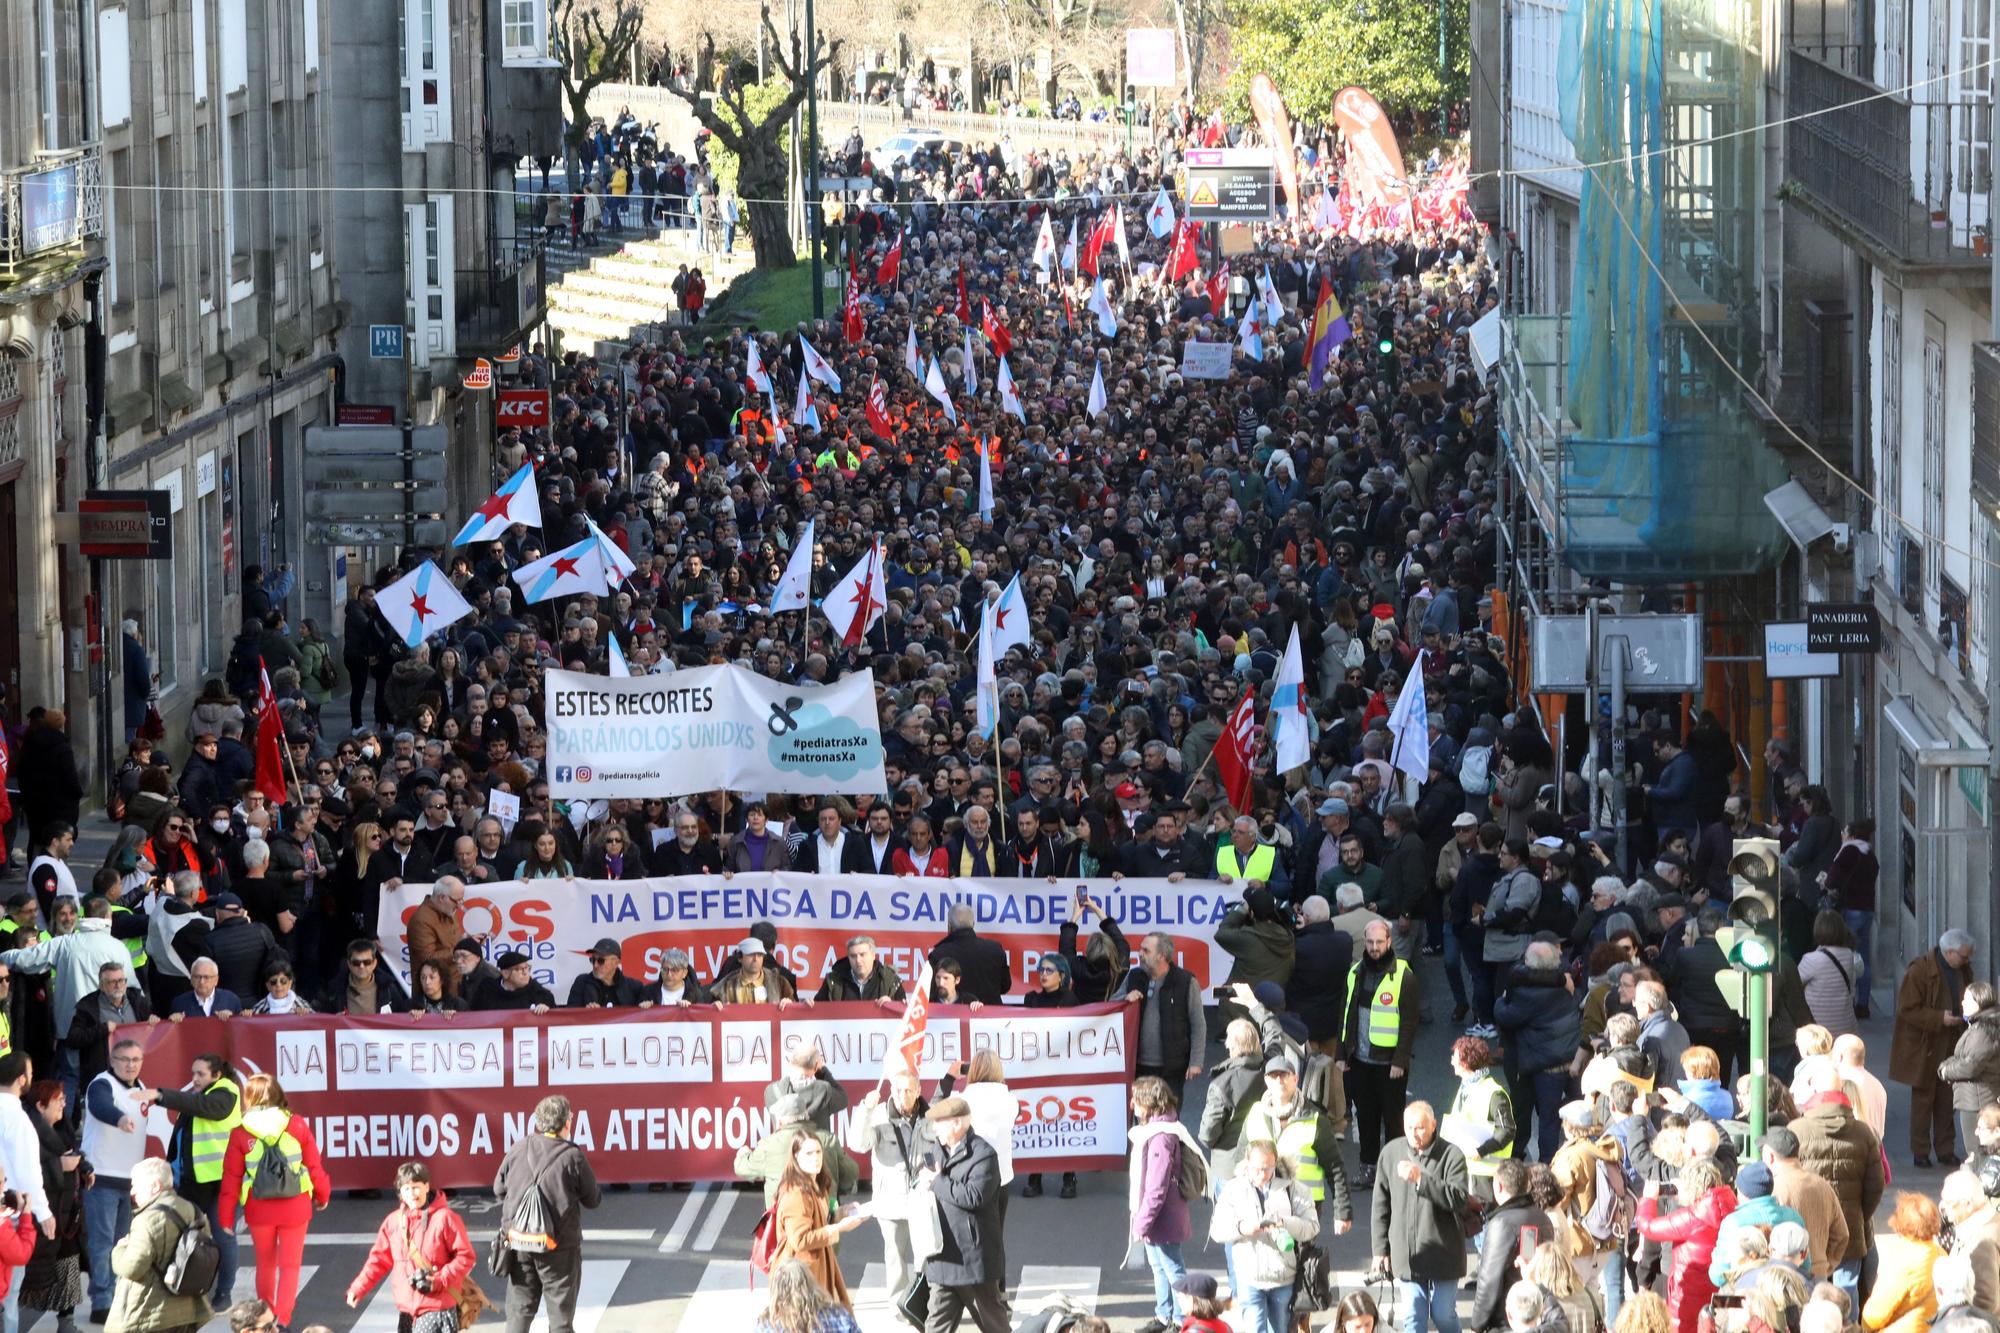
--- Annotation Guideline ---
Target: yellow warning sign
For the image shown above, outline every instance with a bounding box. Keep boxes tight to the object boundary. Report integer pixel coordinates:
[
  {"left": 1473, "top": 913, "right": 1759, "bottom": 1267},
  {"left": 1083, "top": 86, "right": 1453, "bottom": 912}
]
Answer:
[{"left": 1189, "top": 178, "right": 1219, "bottom": 207}]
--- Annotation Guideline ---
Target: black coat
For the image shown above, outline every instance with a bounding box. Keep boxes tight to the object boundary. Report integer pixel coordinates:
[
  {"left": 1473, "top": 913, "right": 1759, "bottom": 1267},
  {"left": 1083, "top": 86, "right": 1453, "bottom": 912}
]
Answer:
[
  {"left": 66, "top": 987, "right": 154, "bottom": 1095},
  {"left": 493, "top": 1132, "right": 600, "bottom": 1252},
  {"left": 1058, "top": 917, "right": 1129, "bottom": 1004},
  {"left": 17, "top": 725, "right": 83, "bottom": 840},
  {"left": 929, "top": 927, "right": 1012, "bottom": 1005},
  {"left": 1495, "top": 966, "right": 1582, "bottom": 1074},
  {"left": 1471, "top": 1196, "right": 1556, "bottom": 1331},
  {"left": 1291, "top": 921, "right": 1354, "bottom": 1042},
  {"left": 925, "top": 1131, "right": 1005, "bottom": 1287},
  {"left": 316, "top": 966, "right": 413, "bottom": 1014},
  {"left": 1664, "top": 937, "right": 1738, "bottom": 1033},
  {"left": 200, "top": 917, "right": 286, "bottom": 999}
]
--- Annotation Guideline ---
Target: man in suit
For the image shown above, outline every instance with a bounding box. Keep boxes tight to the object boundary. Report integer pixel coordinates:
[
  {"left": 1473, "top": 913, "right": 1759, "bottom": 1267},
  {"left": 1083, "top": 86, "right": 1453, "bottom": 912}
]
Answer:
[
  {"left": 854, "top": 803, "right": 903, "bottom": 875},
  {"left": 167, "top": 958, "right": 241, "bottom": 1019},
  {"left": 929, "top": 905, "right": 1012, "bottom": 1006},
  {"left": 801, "top": 803, "right": 869, "bottom": 874}
]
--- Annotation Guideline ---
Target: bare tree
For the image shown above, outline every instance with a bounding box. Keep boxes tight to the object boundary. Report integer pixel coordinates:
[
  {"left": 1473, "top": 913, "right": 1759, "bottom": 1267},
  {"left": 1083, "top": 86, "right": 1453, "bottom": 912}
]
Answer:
[
  {"left": 556, "top": 0, "right": 647, "bottom": 184},
  {"left": 659, "top": 9, "right": 839, "bottom": 269}
]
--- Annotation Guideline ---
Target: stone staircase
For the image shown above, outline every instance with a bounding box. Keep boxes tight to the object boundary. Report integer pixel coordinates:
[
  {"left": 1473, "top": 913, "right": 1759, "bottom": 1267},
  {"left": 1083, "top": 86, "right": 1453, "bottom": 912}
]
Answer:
[{"left": 545, "top": 219, "right": 757, "bottom": 351}]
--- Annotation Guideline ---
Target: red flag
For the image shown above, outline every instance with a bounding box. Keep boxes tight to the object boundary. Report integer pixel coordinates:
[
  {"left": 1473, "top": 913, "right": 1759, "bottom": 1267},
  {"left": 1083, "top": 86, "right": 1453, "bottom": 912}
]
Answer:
[
  {"left": 1213, "top": 687, "right": 1258, "bottom": 814},
  {"left": 955, "top": 266, "right": 972, "bottom": 324},
  {"left": 1206, "top": 262, "right": 1231, "bottom": 317},
  {"left": 981, "top": 301, "right": 1013, "bottom": 358},
  {"left": 865, "top": 375, "right": 895, "bottom": 439},
  {"left": 0, "top": 730, "right": 11, "bottom": 828},
  {"left": 254, "top": 660, "right": 289, "bottom": 807},
  {"left": 1165, "top": 218, "right": 1201, "bottom": 281},
  {"left": 842, "top": 264, "right": 865, "bottom": 343},
  {"left": 1080, "top": 206, "right": 1116, "bottom": 276},
  {"left": 875, "top": 233, "right": 903, "bottom": 287},
  {"left": 884, "top": 960, "right": 935, "bottom": 1082}
]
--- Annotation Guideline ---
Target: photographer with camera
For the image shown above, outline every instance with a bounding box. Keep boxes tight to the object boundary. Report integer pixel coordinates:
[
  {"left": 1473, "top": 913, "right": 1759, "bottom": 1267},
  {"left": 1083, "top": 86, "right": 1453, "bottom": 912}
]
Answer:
[{"left": 345, "top": 1162, "right": 479, "bottom": 1331}]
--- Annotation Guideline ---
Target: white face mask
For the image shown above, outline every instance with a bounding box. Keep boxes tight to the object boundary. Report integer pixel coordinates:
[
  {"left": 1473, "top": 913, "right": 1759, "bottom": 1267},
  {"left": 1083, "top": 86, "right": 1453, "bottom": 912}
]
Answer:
[
  {"left": 245, "top": 827, "right": 265, "bottom": 841},
  {"left": 211, "top": 819, "right": 232, "bottom": 834},
  {"left": 361, "top": 744, "right": 378, "bottom": 760}
]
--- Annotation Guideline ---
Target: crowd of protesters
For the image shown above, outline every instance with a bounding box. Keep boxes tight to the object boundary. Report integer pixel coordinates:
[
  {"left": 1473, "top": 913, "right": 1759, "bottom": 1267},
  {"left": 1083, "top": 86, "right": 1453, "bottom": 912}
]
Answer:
[{"left": 0, "top": 71, "right": 1958, "bottom": 1333}]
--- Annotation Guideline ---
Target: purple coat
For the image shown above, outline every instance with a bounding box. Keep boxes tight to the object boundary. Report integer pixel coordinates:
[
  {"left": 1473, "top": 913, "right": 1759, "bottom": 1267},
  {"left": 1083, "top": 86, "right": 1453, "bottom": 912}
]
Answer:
[{"left": 1130, "top": 1115, "right": 1193, "bottom": 1244}]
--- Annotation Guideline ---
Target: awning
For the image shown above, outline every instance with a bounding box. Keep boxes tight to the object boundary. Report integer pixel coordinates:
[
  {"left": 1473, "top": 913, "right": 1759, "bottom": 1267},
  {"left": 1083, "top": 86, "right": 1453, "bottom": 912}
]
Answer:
[
  {"left": 1884, "top": 695, "right": 1991, "bottom": 768},
  {"left": 1762, "top": 479, "right": 1837, "bottom": 551}
]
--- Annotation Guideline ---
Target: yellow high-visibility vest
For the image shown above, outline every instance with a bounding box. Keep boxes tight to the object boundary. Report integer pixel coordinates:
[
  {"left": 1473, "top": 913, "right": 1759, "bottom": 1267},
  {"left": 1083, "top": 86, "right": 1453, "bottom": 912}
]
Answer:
[
  {"left": 1442, "top": 1072, "right": 1513, "bottom": 1177},
  {"left": 1216, "top": 842, "right": 1278, "bottom": 883},
  {"left": 1347, "top": 958, "right": 1412, "bottom": 1051}
]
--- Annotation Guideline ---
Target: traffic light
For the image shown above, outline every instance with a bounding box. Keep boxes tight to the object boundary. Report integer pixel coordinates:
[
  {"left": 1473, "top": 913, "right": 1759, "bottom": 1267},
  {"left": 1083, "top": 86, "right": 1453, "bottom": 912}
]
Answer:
[
  {"left": 1376, "top": 311, "right": 1399, "bottom": 390},
  {"left": 1726, "top": 840, "right": 1782, "bottom": 1148}
]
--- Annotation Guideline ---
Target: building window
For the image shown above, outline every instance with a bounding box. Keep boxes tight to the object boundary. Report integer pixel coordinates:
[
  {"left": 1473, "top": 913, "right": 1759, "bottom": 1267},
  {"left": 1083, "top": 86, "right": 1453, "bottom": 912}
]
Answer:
[
  {"left": 1882, "top": 283, "right": 1903, "bottom": 547},
  {"left": 501, "top": 0, "right": 549, "bottom": 62},
  {"left": 1924, "top": 320, "right": 1946, "bottom": 603},
  {"left": 229, "top": 113, "right": 250, "bottom": 258}
]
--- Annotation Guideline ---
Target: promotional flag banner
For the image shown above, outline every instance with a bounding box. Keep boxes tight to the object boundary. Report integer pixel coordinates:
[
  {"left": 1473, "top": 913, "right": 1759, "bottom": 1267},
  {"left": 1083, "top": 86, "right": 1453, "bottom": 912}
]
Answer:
[
  {"left": 865, "top": 376, "right": 896, "bottom": 439},
  {"left": 1214, "top": 687, "right": 1259, "bottom": 813}
]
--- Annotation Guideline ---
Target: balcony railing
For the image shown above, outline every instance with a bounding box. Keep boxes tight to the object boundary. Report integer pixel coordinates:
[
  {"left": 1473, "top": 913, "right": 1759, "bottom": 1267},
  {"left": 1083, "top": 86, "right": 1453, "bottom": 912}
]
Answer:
[
  {"left": 1787, "top": 50, "right": 1991, "bottom": 273},
  {"left": 455, "top": 242, "right": 545, "bottom": 356},
  {"left": 0, "top": 144, "right": 105, "bottom": 278},
  {"left": 1974, "top": 342, "right": 2000, "bottom": 507}
]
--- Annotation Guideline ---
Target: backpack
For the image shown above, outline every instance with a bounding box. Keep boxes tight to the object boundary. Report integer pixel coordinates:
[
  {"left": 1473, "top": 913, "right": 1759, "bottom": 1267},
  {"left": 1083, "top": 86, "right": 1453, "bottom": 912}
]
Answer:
[
  {"left": 1580, "top": 1153, "right": 1636, "bottom": 1243},
  {"left": 1170, "top": 1133, "right": 1210, "bottom": 1201},
  {"left": 1531, "top": 882, "right": 1578, "bottom": 939},
  {"left": 1293, "top": 1236, "right": 1335, "bottom": 1312},
  {"left": 157, "top": 1201, "right": 222, "bottom": 1299},
  {"left": 505, "top": 1167, "right": 559, "bottom": 1252},
  {"left": 749, "top": 1205, "right": 781, "bottom": 1273},
  {"left": 1458, "top": 745, "right": 1493, "bottom": 796},
  {"left": 306, "top": 644, "right": 338, "bottom": 690},
  {"left": 225, "top": 636, "right": 262, "bottom": 700},
  {"left": 248, "top": 1134, "right": 303, "bottom": 1201}
]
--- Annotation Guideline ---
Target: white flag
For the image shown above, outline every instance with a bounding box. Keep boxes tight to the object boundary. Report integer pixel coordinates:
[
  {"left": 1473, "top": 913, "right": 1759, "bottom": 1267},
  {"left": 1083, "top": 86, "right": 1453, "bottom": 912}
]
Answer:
[
  {"left": 975, "top": 600, "right": 1001, "bottom": 737},
  {"left": 1386, "top": 649, "right": 1432, "bottom": 783},
  {"left": 799, "top": 336, "right": 842, "bottom": 392},
  {"left": 771, "top": 517, "right": 815, "bottom": 613},
  {"left": 1269, "top": 623, "right": 1312, "bottom": 774},
  {"left": 586, "top": 517, "right": 638, "bottom": 592},
  {"left": 1087, "top": 278, "right": 1118, "bottom": 338},
  {"left": 512, "top": 537, "right": 608, "bottom": 605},
  {"left": 977, "top": 437, "right": 994, "bottom": 521},
  {"left": 793, "top": 372, "right": 820, "bottom": 430},
  {"left": 824, "top": 539, "right": 887, "bottom": 647},
  {"left": 963, "top": 326, "right": 978, "bottom": 399},
  {"left": 1146, "top": 184, "right": 1176, "bottom": 238},
  {"left": 991, "top": 573, "right": 1031, "bottom": 657},
  {"left": 1114, "top": 203, "right": 1132, "bottom": 272},
  {"left": 606, "top": 636, "right": 633, "bottom": 678},
  {"left": 1086, "top": 361, "right": 1108, "bottom": 418},
  {"left": 746, "top": 340, "right": 773, "bottom": 395},
  {"left": 996, "top": 355, "right": 1025, "bottom": 422},
  {"left": 1259, "top": 266, "right": 1284, "bottom": 325},
  {"left": 924, "top": 357, "right": 958, "bottom": 424},
  {"left": 1033, "top": 213, "right": 1057, "bottom": 272},
  {"left": 1062, "top": 217, "right": 1078, "bottom": 272},
  {"left": 904, "top": 323, "right": 922, "bottom": 379}
]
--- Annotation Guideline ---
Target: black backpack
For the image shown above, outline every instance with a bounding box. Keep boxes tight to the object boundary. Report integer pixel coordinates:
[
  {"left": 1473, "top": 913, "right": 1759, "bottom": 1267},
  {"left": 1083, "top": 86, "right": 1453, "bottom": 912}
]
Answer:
[
  {"left": 1530, "top": 881, "right": 1578, "bottom": 939},
  {"left": 506, "top": 1157, "right": 562, "bottom": 1253},
  {"left": 225, "top": 633, "right": 263, "bottom": 699},
  {"left": 157, "top": 1201, "right": 221, "bottom": 1299},
  {"left": 1293, "top": 1237, "right": 1335, "bottom": 1312},
  {"left": 248, "top": 1134, "right": 303, "bottom": 1201}
]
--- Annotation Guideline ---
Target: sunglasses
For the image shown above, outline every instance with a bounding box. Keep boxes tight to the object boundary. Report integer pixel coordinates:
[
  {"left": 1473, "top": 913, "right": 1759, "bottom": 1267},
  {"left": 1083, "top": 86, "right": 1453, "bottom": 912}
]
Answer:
[{"left": 166, "top": 822, "right": 185, "bottom": 832}]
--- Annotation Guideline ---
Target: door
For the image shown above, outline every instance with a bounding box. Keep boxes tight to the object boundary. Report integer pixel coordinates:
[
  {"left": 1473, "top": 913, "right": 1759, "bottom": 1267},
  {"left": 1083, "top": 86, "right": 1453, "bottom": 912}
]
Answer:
[
  {"left": 1929, "top": 0, "right": 1952, "bottom": 212},
  {"left": 1955, "top": 0, "right": 1993, "bottom": 242}
]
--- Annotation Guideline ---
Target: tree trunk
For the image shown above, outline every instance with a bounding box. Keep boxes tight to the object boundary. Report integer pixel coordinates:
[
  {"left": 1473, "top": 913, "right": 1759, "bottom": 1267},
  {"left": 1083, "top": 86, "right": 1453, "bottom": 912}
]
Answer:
[
  {"left": 745, "top": 201, "right": 795, "bottom": 269},
  {"left": 740, "top": 138, "right": 796, "bottom": 269}
]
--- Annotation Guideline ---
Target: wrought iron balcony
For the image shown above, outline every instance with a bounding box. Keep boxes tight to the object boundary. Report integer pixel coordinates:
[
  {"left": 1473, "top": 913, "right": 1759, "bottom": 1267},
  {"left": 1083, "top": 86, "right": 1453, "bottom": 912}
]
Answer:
[
  {"left": 1974, "top": 341, "right": 2000, "bottom": 508},
  {"left": 0, "top": 144, "right": 105, "bottom": 280},
  {"left": 1787, "top": 50, "right": 1991, "bottom": 276},
  {"left": 455, "top": 241, "right": 545, "bottom": 356}
]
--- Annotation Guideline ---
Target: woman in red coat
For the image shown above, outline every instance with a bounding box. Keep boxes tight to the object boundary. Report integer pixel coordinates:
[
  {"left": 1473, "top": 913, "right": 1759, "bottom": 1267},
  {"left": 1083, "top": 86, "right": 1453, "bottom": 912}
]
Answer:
[
  {"left": 219, "top": 1073, "right": 332, "bottom": 1327},
  {"left": 1634, "top": 1157, "right": 1738, "bottom": 1333},
  {"left": 346, "top": 1161, "right": 477, "bottom": 1332}
]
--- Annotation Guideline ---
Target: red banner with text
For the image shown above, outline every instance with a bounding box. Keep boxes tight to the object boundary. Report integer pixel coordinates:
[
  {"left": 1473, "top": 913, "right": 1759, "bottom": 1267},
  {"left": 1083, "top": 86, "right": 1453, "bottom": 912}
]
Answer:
[{"left": 131, "top": 1003, "right": 1138, "bottom": 1190}]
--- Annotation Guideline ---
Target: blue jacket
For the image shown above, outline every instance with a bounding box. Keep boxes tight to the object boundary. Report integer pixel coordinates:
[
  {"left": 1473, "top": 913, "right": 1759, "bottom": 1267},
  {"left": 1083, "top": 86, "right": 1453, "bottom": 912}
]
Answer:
[
  {"left": 1495, "top": 967, "right": 1582, "bottom": 1074},
  {"left": 1677, "top": 1077, "right": 1735, "bottom": 1121},
  {"left": 1650, "top": 752, "right": 1702, "bottom": 834},
  {"left": 1707, "top": 1195, "right": 1806, "bottom": 1286}
]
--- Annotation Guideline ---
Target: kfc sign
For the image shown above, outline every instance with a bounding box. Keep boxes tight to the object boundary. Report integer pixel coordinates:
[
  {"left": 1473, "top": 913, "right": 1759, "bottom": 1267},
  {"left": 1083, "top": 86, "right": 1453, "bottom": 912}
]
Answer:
[{"left": 497, "top": 388, "right": 549, "bottom": 429}]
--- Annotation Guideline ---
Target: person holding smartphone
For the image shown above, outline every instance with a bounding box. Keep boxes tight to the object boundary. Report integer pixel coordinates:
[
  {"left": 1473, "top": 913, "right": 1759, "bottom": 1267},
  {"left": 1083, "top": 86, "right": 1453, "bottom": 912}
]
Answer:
[{"left": 1470, "top": 1161, "right": 1552, "bottom": 1333}]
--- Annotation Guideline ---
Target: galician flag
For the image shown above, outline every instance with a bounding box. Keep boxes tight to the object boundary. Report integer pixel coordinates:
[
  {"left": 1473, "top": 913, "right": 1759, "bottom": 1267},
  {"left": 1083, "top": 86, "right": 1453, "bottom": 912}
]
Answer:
[
  {"left": 799, "top": 336, "right": 842, "bottom": 391},
  {"left": 586, "top": 517, "right": 637, "bottom": 592},
  {"left": 512, "top": 537, "right": 607, "bottom": 605},
  {"left": 1386, "top": 649, "right": 1432, "bottom": 783},
  {"left": 996, "top": 355, "right": 1025, "bottom": 422},
  {"left": 1033, "top": 214, "right": 1057, "bottom": 273},
  {"left": 977, "top": 437, "right": 995, "bottom": 521},
  {"left": 607, "top": 636, "right": 633, "bottom": 678},
  {"left": 990, "top": 573, "right": 1031, "bottom": 656},
  {"left": 376, "top": 560, "right": 472, "bottom": 649},
  {"left": 924, "top": 357, "right": 957, "bottom": 424},
  {"left": 771, "top": 518, "right": 816, "bottom": 613},
  {"left": 1087, "top": 278, "right": 1118, "bottom": 338},
  {"left": 825, "top": 539, "right": 887, "bottom": 647},
  {"left": 975, "top": 600, "right": 1001, "bottom": 737},
  {"left": 1086, "top": 361, "right": 1108, "bottom": 418},
  {"left": 904, "top": 323, "right": 923, "bottom": 379},
  {"left": 1268, "top": 623, "right": 1311, "bottom": 774},
  {"left": 1146, "top": 184, "right": 1176, "bottom": 238},
  {"left": 963, "top": 327, "right": 978, "bottom": 399},
  {"left": 453, "top": 462, "right": 541, "bottom": 545},
  {"left": 746, "top": 340, "right": 773, "bottom": 395}
]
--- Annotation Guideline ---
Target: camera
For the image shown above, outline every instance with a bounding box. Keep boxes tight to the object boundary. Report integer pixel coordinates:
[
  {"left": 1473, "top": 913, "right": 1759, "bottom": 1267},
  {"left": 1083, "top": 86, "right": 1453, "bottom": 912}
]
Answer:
[{"left": 411, "top": 1271, "right": 434, "bottom": 1294}]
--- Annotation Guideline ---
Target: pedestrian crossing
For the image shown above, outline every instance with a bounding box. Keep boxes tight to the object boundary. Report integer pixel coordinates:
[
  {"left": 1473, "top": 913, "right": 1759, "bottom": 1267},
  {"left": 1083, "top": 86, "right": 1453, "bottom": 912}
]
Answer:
[{"left": 670, "top": 1260, "right": 1103, "bottom": 1333}]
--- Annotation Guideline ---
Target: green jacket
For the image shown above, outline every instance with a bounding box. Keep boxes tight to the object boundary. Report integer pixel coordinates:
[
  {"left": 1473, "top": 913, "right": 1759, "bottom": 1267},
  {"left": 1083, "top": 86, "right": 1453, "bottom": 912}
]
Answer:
[
  {"left": 733, "top": 1127, "right": 859, "bottom": 1207},
  {"left": 107, "top": 1191, "right": 213, "bottom": 1333}
]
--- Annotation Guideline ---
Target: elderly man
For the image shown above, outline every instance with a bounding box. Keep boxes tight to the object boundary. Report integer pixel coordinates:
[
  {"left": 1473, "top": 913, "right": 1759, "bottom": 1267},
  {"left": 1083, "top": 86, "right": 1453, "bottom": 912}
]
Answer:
[
  {"left": 1240, "top": 1052, "right": 1354, "bottom": 1231},
  {"left": 712, "top": 936, "right": 797, "bottom": 1006},
  {"left": 1214, "top": 816, "right": 1291, "bottom": 898},
  {"left": 929, "top": 904, "right": 1011, "bottom": 1005},
  {"left": 1761, "top": 1125, "right": 1848, "bottom": 1283},
  {"left": 1792, "top": 1062, "right": 1884, "bottom": 1302},
  {"left": 1941, "top": 1169, "right": 2000, "bottom": 1313},
  {"left": 1891, "top": 927, "right": 1976, "bottom": 1165},
  {"left": 107, "top": 1157, "right": 212, "bottom": 1333},
  {"left": 472, "top": 950, "right": 555, "bottom": 1013},
  {"left": 1371, "top": 1101, "right": 1471, "bottom": 1333},
  {"left": 67, "top": 961, "right": 158, "bottom": 1094},
  {"left": 763, "top": 1040, "right": 850, "bottom": 1131},
  {"left": 845, "top": 1071, "right": 937, "bottom": 1313},
  {"left": 916, "top": 1095, "right": 1010, "bottom": 1333},
  {"left": 168, "top": 958, "right": 240, "bottom": 1020},
  {"left": 816, "top": 936, "right": 907, "bottom": 1004},
  {"left": 565, "top": 938, "right": 645, "bottom": 1008},
  {"left": 1118, "top": 931, "right": 1207, "bottom": 1103},
  {"left": 447, "top": 834, "right": 495, "bottom": 884},
  {"left": 944, "top": 805, "right": 1006, "bottom": 878},
  {"left": 407, "top": 875, "right": 468, "bottom": 995}
]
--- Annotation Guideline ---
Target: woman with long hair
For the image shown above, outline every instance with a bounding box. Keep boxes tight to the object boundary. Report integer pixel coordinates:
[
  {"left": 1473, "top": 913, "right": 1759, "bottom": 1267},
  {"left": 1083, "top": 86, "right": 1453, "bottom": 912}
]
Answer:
[
  {"left": 219, "top": 1074, "right": 332, "bottom": 1328},
  {"left": 754, "top": 1259, "right": 862, "bottom": 1333},
  {"left": 513, "top": 826, "right": 572, "bottom": 880},
  {"left": 20, "top": 1081, "right": 82, "bottom": 1333},
  {"left": 1526, "top": 1241, "right": 1604, "bottom": 1333},
  {"left": 770, "top": 1131, "right": 867, "bottom": 1307},
  {"left": 414, "top": 959, "right": 468, "bottom": 1015}
]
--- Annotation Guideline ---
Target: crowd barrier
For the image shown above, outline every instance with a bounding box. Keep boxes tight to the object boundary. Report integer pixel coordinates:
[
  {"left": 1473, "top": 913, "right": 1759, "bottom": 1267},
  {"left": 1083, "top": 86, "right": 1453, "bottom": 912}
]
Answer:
[{"left": 133, "top": 1003, "right": 1139, "bottom": 1188}]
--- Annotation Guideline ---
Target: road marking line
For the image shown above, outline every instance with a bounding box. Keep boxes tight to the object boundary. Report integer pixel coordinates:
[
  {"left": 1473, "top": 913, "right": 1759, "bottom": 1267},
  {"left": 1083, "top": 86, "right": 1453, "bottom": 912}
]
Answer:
[
  {"left": 1011, "top": 1264, "right": 1100, "bottom": 1330},
  {"left": 196, "top": 1265, "right": 318, "bottom": 1333},
  {"left": 691, "top": 1183, "right": 743, "bottom": 1252},
  {"left": 659, "top": 1182, "right": 713, "bottom": 1252}
]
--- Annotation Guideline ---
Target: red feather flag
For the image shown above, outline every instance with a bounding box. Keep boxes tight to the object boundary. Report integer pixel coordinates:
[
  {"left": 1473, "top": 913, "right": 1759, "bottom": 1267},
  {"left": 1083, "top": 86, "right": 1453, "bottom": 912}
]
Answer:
[
  {"left": 1213, "top": 686, "right": 1258, "bottom": 814},
  {"left": 865, "top": 375, "right": 895, "bottom": 439},
  {"left": 1165, "top": 218, "right": 1202, "bottom": 281},
  {"left": 254, "top": 660, "right": 289, "bottom": 806},
  {"left": 842, "top": 262, "right": 865, "bottom": 343},
  {"left": 955, "top": 266, "right": 972, "bottom": 324},
  {"left": 1206, "top": 262, "right": 1231, "bottom": 317}
]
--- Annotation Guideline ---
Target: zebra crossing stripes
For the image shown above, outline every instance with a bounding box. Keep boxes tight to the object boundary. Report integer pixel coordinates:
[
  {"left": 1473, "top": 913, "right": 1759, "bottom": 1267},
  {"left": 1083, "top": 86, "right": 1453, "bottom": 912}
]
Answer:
[
  {"left": 656, "top": 1181, "right": 745, "bottom": 1254},
  {"left": 348, "top": 1259, "right": 630, "bottom": 1333}
]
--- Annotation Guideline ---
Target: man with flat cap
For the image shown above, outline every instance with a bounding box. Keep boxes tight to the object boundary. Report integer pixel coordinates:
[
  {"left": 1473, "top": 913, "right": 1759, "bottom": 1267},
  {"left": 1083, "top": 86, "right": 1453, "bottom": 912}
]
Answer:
[
  {"left": 474, "top": 949, "right": 555, "bottom": 1011},
  {"left": 918, "top": 1095, "right": 1010, "bottom": 1333}
]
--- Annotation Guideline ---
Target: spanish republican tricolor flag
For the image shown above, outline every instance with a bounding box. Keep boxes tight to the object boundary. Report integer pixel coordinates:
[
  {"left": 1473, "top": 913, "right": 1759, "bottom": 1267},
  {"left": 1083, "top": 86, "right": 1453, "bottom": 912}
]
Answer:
[{"left": 1306, "top": 275, "right": 1352, "bottom": 393}]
